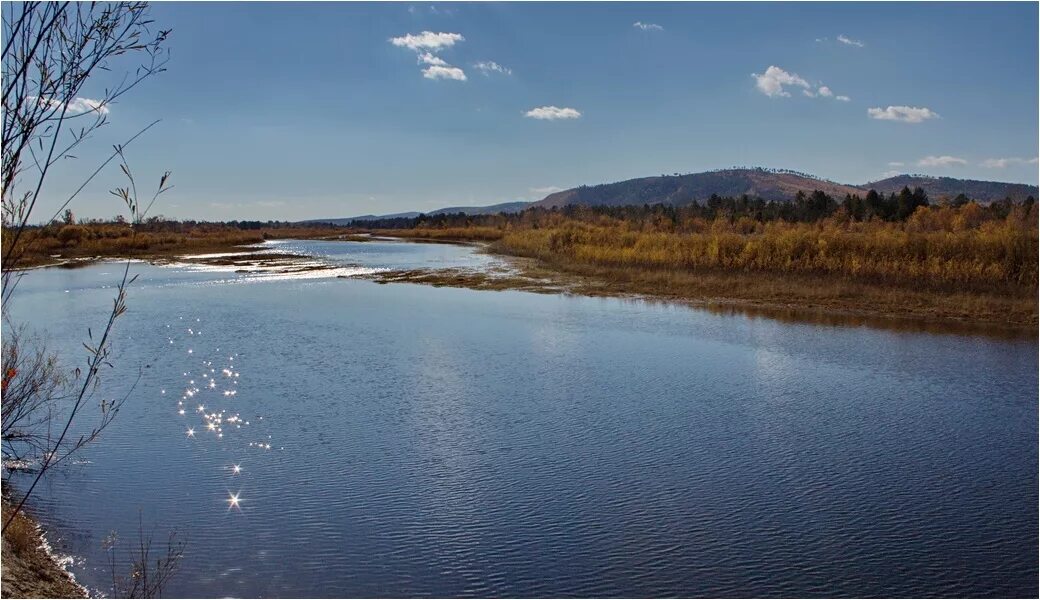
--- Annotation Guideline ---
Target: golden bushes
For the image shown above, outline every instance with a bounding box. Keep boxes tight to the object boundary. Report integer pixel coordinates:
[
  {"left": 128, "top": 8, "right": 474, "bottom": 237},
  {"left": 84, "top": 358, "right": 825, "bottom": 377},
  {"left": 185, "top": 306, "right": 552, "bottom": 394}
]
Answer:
[{"left": 396, "top": 204, "right": 1037, "bottom": 293}]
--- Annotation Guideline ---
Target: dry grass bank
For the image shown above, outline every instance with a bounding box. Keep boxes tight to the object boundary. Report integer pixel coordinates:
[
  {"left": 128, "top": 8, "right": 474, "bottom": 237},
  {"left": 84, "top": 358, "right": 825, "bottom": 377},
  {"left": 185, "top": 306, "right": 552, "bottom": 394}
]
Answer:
[
  {"left": 374, "top": 204, "right": 1039, "bottom": 331},
  {"left": 1, "top": 500, "right": 85, "bottom": 599},
  {"left": 3, "top": 222, "right": 351, "bottom": 268}
]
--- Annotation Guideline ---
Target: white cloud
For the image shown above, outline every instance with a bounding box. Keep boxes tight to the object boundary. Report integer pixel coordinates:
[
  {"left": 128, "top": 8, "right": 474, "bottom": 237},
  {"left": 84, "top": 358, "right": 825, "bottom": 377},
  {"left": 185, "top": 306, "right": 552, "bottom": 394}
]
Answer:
[
  {"left": 881, "top": 170, "right": 902, "bottom": 178},
  {"left": 473, "top": 60, "right": 511, "bottom": 76},
  {"left": 418, "top": 52, "right": 447, "bottom": 66},
  {"left": 888, "top": 161, "right": 905, "bottom": 167},
  {"left": 389, "top": 31, "right": 464, "bottom": 52},
  {"left": 390, "top": 32, "right": 467, "bottom": 81},
  {"left": 867, "top": 105, "right": 940, "bottom": 123},
  {"left": 751, "top": 66, "right": 810, "bottom": 97},
  {"left": 981, "top": 156, "right": 1040, "bottom": 168},
  {"left": 530, "top": 186, "right": 564, "bottom": 195},
  {"left": 524, "top": 106, "right": 582, "bottom": 120},
  {"left": 67, "top": 97, "right": 110, "bottom": 115},
  {"left": 422, "top": 65, "right": 466, "bottom": 81},
  {"left": 917, "top": 155, "right": 967, "bottom": 168},
  {"left": 30, "top": 95, "right": 110, "bottom": 116},
  {"left": 797, "top": 84, "right": 849, "bottom": 101},
  {"left": 633, "top": 21, "right": 664, "bottom": 31},
  {"left": 837, "top": 34, "right": 865, "bottom": 47}
]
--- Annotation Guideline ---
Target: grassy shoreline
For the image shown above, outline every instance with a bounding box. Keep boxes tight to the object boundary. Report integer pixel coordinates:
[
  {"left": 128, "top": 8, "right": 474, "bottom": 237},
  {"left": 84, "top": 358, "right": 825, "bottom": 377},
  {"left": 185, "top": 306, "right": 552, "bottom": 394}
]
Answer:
[
  {"left": 3, "top": 223, "right": 359, "bottom": 269},
  {"left": 1, "top": 500, "right": 86, "bottom": 599},
  {"left": 5, "top": 220, "right": 1035, "bottom": 336},
  {"left": 370, "top": 228, "right": 1038, "bottom": 336}
]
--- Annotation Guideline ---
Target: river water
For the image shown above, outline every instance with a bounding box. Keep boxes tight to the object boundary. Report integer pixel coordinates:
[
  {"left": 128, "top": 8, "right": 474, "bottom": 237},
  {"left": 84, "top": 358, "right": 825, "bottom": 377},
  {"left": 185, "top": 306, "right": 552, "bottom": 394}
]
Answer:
[{"left": 4, "top": 239, "right": 1037, "bottom": 597}]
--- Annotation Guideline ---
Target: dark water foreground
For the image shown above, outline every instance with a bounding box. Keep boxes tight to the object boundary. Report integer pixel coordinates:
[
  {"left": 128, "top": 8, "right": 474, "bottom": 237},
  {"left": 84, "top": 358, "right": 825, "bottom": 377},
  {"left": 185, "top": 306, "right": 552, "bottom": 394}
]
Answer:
[{"left": 4, "top": 239, "right": 1037, "bottom": 598}]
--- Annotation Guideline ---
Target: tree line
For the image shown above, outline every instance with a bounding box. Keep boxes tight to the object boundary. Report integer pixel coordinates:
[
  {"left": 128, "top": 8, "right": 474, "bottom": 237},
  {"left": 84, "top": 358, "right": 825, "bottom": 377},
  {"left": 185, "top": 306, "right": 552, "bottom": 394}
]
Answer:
[{"left": 356, "top": 187, "right": 1036, "bottom": 230}]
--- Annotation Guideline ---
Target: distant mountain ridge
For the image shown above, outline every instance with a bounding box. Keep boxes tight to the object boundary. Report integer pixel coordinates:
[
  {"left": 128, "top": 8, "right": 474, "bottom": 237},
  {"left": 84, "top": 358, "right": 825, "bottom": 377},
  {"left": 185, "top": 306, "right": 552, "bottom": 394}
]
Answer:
[
  {"left": 306, "top": 168, "right": 1037, "bottom": 224},
  {"left": 534, "top": 168, "right": 865, "bottom": 209},
  {"left": 861, "top": 174, "right": 1039, "bottom": 202}
]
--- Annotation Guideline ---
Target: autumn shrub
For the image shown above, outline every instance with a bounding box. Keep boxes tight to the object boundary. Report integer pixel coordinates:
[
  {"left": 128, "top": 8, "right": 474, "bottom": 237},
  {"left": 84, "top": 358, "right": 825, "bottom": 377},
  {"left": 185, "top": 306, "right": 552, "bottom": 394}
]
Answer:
[{"left": 476, "top": 206, "right": 1038, "bottom": 293}]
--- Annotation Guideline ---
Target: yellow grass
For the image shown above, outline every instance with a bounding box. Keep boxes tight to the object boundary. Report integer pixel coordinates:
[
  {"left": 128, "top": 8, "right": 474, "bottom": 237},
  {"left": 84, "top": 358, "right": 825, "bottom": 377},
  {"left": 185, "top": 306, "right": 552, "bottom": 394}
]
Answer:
[{"left": 374, "top": 203, "right": 1038, "bottom": 329}]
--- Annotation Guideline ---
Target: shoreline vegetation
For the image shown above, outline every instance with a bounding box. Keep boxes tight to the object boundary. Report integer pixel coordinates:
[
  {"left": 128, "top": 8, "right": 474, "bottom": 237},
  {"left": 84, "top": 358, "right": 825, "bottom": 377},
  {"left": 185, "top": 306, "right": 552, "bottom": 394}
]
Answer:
[
  {"left": 3, "top": 192, "right": 1037, "bottom": 336},
  {"left": 367, "top": 193, "right": 1037, "bottom": 335},
  {"left": 3, "top": 221, "right": 359, "bottom": 270},
  {"left": 1, "top": 500, "right": 85, "bottom": 599}
]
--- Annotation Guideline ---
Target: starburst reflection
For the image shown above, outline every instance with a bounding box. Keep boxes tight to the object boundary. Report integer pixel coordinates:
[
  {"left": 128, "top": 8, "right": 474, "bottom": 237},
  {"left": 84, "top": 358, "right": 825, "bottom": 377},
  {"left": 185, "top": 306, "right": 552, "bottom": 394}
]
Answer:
[{"left": 164, "top": 323, "right": 267, "bottom": 513}]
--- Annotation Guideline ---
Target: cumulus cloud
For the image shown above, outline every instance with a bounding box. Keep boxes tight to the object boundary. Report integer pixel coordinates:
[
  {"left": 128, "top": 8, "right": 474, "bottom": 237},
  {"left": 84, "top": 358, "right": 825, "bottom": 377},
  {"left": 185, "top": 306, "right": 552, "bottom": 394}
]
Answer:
[
  {"left": 917, "top": 155, "right": 967, "bottom": 168},
  {"left": 530, "top": 186, "right": 564, "bottom": 195},
  {"left": 391, "top": 31, "right": 467, "bottom": 82},
  {"left": 389, "top": 31, "right": 464, "bottom": 52},
  {"left": 888, "top": 161, "right": 905, "bottom": 167},
  {"left": 837, "top": 34, "right": 865, "bottom": 47},
  {"left": 751, "top": 66, "right": 810, "bottom": 97},
  {"left": 524, "top": 106, "right": 581, "bottom": 120},
  {"left": 867, "top": 105, "right": 940, "bottom": 123},
  {"left": 981, "top": 157, "right": 1040, "bottom": 168},
  {"left": 418, "top": 52, "right": 447, "bottom": 66},
  {"left": 801, "top": 84, "right": 849, "bottom": 101},
  {"left": 422, "top": 65, "right": 467, "bottom": 81},
  {"left": 633, "top": 21, "right": 664, "bottom": 31},
  {"left": 473, "top": 60, "right": 511, "bottom": 76},
  {"left": 30, "top": 95, "right": 110, "bottom": 116}
]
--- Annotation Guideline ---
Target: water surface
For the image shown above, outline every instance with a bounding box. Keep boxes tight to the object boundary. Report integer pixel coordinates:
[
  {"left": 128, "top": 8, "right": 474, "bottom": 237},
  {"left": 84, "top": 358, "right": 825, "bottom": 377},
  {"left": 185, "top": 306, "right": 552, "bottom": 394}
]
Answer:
[{"left": 5, "top": 239, "right": 1037, "bottom": 598}]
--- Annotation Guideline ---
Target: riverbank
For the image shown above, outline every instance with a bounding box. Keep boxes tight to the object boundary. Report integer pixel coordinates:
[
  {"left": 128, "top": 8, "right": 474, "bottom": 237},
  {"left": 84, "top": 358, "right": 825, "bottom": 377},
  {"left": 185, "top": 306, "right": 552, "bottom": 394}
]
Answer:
[
  {"left": 1, "top": 500, "right": 85, "bottom": 599},
  {"left": 3, "top": 223, "right": 361, "bottom": 269},
  {"left": 9, "top": 225, "right": 1037, "bottom": 336},
  {"left": 368, "top": 230, "right": 1038, "bottom": 337}
]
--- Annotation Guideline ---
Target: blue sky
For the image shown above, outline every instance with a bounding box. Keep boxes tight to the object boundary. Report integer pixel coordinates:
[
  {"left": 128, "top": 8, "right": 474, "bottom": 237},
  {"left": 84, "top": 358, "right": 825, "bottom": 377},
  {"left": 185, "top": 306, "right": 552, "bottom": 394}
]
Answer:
[{"left": 42, "top": 2, "right": 1040, "bottom": 221}]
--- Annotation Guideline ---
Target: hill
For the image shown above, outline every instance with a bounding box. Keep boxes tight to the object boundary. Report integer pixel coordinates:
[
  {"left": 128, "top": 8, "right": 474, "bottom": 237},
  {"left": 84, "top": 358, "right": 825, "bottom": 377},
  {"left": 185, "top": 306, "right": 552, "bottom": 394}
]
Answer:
[
  {"left": 303, "top": 211, "right": 421, "bottom": 226},
  {"left": 304, "top": 201, "right": 531, "bottom": 225},
  {"left": 306, "top": 168, "right": 1038, "bottom": 224},
  {"left": 534, "top": 168, "right": 865, "bottom": 209},
  {"left": 429, "top": 201, "right": 531, "bottom": 216},
  {"left": 863, "top": 175, "right": 1038, "bottom": 202}
]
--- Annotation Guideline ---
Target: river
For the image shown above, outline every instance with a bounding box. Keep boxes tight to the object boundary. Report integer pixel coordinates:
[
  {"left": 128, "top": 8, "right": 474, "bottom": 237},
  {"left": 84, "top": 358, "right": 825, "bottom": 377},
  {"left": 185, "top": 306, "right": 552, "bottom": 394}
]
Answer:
[{"left": 4, "top": 238, "right": 1037, "bottom": 597}]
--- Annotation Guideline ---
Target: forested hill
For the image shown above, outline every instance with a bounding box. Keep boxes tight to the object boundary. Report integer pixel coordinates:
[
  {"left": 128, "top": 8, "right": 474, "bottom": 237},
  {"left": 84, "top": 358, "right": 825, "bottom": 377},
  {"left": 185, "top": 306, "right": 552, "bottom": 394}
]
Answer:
[
  {"left": 534, "top": 169, "right": 865, "bottom": 209},
  {"left": 863, "top": 175, "right": 1039, "bottom": 203},
  {"left": 308, "top": 168, "right": 1038, "bottom": 225},
  {"left": 534, "top": 168, "right": 1038, "bottom": 209}
]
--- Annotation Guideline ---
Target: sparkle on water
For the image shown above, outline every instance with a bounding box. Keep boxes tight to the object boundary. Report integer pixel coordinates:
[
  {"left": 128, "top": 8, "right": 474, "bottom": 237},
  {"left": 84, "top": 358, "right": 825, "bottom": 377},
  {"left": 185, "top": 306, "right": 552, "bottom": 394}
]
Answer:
[{"left": 162, "top": 317, "right": 275, "bottom": 516}]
